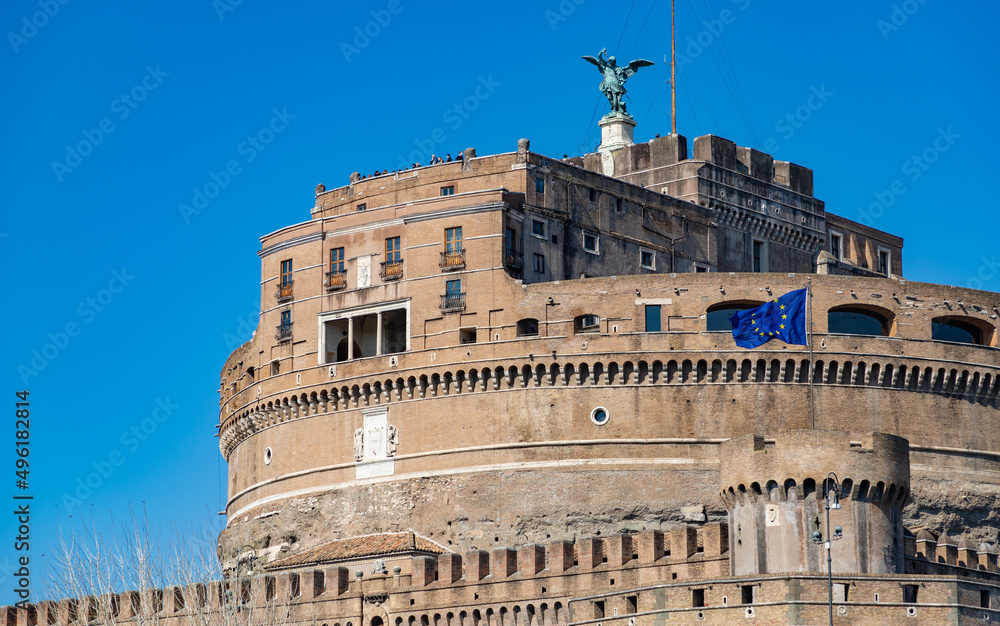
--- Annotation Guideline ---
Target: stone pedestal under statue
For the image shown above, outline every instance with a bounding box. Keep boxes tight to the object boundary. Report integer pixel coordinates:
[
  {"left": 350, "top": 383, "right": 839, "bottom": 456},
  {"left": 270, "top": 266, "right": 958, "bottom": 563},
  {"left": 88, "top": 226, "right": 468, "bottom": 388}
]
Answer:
[{"left": 597, "top": 113, "right": 636, "bottom": 175}]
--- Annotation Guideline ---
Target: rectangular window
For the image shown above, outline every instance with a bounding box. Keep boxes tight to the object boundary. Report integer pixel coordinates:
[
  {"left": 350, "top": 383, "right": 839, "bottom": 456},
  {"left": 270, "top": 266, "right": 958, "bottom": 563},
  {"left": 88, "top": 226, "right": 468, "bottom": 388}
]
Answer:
[
  {"left": 982, "top": 589, "right": 991, "bottom": 609},
  {"left": 531, "top": 219, "right": 545, "bottom": 238},
  {"left": 741, "top": 585, "right": 755, "bottom": 604},
  {"left": 280, "top": 310, "right": 291, "bottom": 326},
  {"left": 625, "top": 596, "right": 637, "bottom": 615},
  {"left": 445, "top": 227, "right": 463, "bottom": 253},
  {"left": 903, "top": 585, "right": 918, "bottom": 603},
  {"left": 752, "top": 240, "right": 764, "bottom": 273},
  {"left": 385, "top": 237, "right": 401, "bottom": 263},
  {"left": 640, "top": 249, "right": 655, "bottom": 270},
  {"left": 330, "top": 248, "right": 345, "bottom": 274},
  {"left": 505, "top": 227, "right": 516, "bottom": 253},
  {"left": 645, "top": 305, "right": 661, "bottom": 332},
  {"left": 440, "top": 186, "right": 455, "bottom": 196},
  {"left": 583, "top": 231, "right": 599, "bottom": 254},
  {"left": 695, "top": 263, "right": 709, "bottom": 273},
  {"left": 589, "top": 188, "right": 597, "bottom": 202},
  {"left": 878, "top": 248, "right": 890, "bottom": 276},
  {"left": 446, "top": 279, "right": 461, "bottom": 296},
  {"left": 692, "top": 589, "right": 705, "bottom": 608},
  {"left": 357, "top": 203, "right": 367, "bottom": 211},
  {"left": 459, "top": 327, "right": 477, "bottom": 344},
  {"left": 533, "top": 253, "right": 545, "bottom": 274},
  {"left": 830, "top": 232, "right": 842, "bottom": 261},
  {"left": 535, "top": 177, "right": 545, "bottom": 193},
  {"left": 280, "top": 259, "right": 293, "bottom": 285},
  {"left": 593, "top": 601, "right": 604, "bottom": 619}
]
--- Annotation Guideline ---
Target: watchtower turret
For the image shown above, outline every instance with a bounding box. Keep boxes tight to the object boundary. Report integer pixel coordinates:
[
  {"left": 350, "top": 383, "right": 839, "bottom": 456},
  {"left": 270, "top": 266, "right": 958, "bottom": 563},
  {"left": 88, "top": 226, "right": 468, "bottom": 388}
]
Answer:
[{"left": 719, "top": 430, "right": 909, "bottom": 576}]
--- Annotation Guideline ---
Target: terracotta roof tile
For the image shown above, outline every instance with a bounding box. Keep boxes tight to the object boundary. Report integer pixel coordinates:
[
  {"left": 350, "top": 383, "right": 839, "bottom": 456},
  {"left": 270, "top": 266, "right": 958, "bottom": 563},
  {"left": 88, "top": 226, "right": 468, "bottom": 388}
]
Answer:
[{"left": 267, "top": 531, "right": 449, "bottom": 570}]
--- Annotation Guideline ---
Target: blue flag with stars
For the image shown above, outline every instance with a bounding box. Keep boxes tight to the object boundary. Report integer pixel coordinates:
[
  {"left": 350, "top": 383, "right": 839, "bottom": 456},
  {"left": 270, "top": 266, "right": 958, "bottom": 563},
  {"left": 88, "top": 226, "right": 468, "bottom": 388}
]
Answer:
[{"left": 729, "top": 288, "right": 808, "bottom": 349}]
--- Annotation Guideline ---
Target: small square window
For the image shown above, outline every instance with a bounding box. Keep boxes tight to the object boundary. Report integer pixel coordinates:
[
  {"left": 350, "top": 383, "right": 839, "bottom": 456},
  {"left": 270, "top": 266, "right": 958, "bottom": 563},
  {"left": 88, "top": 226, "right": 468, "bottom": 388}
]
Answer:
[
  {"left": 357, "top": 203, "right": 367, "bottom": 211},
  {"left": 694, "top": 263, "right": 709, "bottom": 273},
  {"left": 531, "top": 219, "right": 546, "bottom": 239},
  {"left": 441, "top": 186, "right": 455, "bottom": 196},
  {"left": 583, "top": 232, "right": 599, "bottom": 254},
  {"left": 535, "top": 177, "right": 545, "bottom": 193},
  {"left": 533, "top": 253, "right": 545, "bottom": 274},
  {"left": 640, "top": 249, "right": 655, "bottom": 269}
]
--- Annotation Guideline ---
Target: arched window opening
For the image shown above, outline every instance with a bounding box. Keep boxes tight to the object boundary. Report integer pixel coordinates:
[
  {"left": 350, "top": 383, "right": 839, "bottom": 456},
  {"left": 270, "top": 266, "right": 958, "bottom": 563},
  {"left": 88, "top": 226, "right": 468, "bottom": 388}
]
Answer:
[
  {"left": 575, "top": 314, "right": 600, "bottom": 334},
  {"left": 705, "top": 300, "right": 766, "bottom": 331},
  {"left": 932, "top": 316, "right": 991, "bottom": 346},
  {"left": 517, "top": 318, "right": 540, "bottom": 337},
  {"left": 828, "top": 306, "right": 891, "bottom": 337}
]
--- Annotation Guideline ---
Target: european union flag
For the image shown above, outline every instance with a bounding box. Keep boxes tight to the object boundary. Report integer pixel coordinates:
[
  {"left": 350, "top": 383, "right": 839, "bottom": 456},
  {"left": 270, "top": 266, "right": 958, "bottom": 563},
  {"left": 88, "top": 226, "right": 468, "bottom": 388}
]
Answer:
[{"left": 730, "top": 288, "right": 808, "bottom": 349}]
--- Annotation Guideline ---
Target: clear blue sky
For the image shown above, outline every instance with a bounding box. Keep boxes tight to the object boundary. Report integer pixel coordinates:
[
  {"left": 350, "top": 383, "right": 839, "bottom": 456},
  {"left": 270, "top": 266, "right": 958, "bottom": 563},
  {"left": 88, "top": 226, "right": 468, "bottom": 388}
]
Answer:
[{"left": 1, "top": 0, "right": 997, "bottom": 605}]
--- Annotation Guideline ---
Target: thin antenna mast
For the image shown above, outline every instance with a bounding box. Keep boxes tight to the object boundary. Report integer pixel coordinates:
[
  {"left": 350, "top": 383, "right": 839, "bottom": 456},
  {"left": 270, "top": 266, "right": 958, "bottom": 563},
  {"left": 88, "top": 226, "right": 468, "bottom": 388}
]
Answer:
[{"left": 671, "top": 0, "right": 676, "bottom": 134}]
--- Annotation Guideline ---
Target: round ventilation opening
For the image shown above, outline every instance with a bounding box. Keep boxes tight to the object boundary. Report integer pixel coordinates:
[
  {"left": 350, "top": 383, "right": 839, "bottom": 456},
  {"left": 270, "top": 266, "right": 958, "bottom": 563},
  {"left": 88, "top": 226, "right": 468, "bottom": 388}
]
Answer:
[{"left": 591, "top": 407, "right": 610, "bottom": 425}]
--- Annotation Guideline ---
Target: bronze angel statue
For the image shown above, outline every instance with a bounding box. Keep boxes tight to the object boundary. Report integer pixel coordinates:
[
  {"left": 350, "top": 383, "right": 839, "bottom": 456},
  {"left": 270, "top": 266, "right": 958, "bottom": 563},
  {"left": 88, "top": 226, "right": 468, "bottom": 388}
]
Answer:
[{"left": 582, "top": 48, "right": 654, "bottom": 116}]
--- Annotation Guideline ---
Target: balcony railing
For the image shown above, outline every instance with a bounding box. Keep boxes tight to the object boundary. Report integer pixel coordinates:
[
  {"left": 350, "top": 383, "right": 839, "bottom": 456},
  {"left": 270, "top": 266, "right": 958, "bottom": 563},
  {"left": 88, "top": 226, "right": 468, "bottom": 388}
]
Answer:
[
  {"left": 380, "top": 260, "right": 404, "bottom": 281},
  {"left": 504, "top": 249, "right": 523, "bottom": 271},
  {"left": 275, "top": 322, "right": 293, "bottom": 343},
  {"left": 275, "top": 281, "right": 294, "bottom": 303},
  {"left": 440, "top": 292, "right": 466, "bottom": 313},
  {"left": 439, "top": 249, "right": 466, "bottom": 271},
  {"left": 324, "top": 271, "right": 347, "bottom": 291}
]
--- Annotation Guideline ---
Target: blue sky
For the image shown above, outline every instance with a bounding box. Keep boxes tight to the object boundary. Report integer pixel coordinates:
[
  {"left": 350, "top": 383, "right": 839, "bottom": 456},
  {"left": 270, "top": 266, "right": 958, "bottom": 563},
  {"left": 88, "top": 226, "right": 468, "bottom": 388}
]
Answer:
[{"left": 1, "top": 0, "right": 997, "bottom": 605}]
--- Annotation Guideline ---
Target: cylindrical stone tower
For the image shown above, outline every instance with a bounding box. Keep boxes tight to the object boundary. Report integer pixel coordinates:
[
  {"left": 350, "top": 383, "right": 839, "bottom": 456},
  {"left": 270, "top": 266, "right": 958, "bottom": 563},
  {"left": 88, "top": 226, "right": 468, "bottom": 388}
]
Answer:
[{"left": 719, "top": 430, "right": 909, "bottom": 576}]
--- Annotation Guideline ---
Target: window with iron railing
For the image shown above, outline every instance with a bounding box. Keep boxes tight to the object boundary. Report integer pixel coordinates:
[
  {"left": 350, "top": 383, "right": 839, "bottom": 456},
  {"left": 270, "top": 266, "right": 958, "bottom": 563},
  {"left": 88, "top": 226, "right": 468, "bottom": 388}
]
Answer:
[
  {"left": 381, "top": 237, "right": 403, "bottom": 280},
  {"left": 440, "top": 227, "right": 465, "bottom": 270},
  {"left": 441, "top": 280, "right": 465, "bottom": 312},
  {"left": 277, "top": 259, "right": 294, "bottom": 302},
  {"left": 326, "top": 247, "right": 347, "bottom": 290},
  {"left": 276, "top": 310, "right": 292, "bottom": 342}
]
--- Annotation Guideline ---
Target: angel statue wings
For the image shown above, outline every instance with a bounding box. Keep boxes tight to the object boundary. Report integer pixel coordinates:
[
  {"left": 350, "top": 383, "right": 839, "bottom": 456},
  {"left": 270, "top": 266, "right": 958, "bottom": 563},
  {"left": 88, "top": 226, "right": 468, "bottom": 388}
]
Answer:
[{"left": 582, "top": 48, "right": 654, "bottom": 116}]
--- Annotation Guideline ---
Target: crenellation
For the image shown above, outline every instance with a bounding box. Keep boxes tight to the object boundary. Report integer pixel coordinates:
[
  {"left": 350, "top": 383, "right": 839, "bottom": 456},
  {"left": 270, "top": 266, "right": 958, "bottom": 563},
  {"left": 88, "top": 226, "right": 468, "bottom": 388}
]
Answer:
[
  {"left": 491, "top": 547, "right": 517, "bottom": 579},
  {"left": 465, "top": 549, "right": 490, "bottom": 581},
  {"left": 670, "top": 526, "right": 698, "bottom": 561},
  {"left": 637, "top": 530, "right": 665, "bottom": 564},
  {"left": 576, "top": 537, "right": 603, "bottom": 571},
  {"left": 438, "top": 552, "right": 463, "bottom": 583},
  {"left": 517, "top": 544, "right": 545, "bottom": 576},
  {"left": 412, "top": 556, "right": 437, "bottom": 586},
  {"left": 547, "top": 541, "right": 574, "bottom": 574},
  {"left": 604, "top": 535, "right": 632, "bottom": 568}
]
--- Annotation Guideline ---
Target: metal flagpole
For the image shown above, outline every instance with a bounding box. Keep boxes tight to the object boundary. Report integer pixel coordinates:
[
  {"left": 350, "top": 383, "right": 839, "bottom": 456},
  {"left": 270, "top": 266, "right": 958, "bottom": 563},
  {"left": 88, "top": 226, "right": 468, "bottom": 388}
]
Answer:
[
  {"left": 808, "top": 277, "right": 816, "bottom": 429},
  {"left": 671, "top": 0, "right": 677, "bottom": 135}
]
